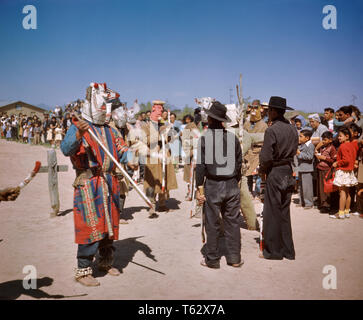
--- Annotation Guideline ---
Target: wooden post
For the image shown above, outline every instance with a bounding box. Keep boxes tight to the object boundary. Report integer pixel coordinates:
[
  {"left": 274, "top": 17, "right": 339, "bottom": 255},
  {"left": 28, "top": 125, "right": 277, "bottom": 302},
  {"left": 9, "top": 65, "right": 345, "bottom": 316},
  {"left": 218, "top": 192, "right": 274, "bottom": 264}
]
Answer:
[
  {"left": 47, "top": 149, "right": 60, "bottom": 217},
  {"left": 38, "top": 150, "right": 68, "bottom": 217}
]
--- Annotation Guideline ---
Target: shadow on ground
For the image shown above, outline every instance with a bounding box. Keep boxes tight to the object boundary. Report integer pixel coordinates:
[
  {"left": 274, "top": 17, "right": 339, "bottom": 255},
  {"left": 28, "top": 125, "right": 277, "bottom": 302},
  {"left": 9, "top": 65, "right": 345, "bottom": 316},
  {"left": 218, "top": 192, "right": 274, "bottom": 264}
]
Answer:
[
  {"left": 0, "top": 277, "right": 87, "bottom": 300},
  {"left": 121, "top": 206, "right": 149, "bottom": 221},
  {"left": 166, "top": 198, "right": 181, "bottom": 210},
  {"left": 93, "top": 236, "right": 165, "bottom": 278}
]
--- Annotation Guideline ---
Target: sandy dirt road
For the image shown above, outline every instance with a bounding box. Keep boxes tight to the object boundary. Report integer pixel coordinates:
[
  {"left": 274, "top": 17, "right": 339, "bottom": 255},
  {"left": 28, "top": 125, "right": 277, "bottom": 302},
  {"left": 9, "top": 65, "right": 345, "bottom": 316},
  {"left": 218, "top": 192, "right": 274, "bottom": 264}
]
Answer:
[{"left": 0, "top": 139, "right": 362, "bottom": 300}]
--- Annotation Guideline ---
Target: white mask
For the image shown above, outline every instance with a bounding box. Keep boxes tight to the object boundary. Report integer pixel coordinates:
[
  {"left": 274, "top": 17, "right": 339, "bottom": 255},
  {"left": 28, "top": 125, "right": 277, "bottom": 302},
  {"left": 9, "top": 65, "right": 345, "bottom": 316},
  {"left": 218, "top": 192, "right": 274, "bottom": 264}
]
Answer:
[
  {"left": 195, "top": 97, "right": 216, "bottom": 122},
  {"left": 81, "top": 82, "right": 119, "bottom": 125},
  {"left": 112, "top": 100, "right": 140, "bottom": 128}
]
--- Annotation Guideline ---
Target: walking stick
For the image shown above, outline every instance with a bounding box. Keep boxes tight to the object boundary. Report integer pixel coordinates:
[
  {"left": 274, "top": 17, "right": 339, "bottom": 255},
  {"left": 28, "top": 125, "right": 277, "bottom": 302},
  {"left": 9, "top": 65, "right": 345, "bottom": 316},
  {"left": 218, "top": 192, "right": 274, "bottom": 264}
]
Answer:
[
  {"left": 189, "top": 159, "right": 195, "bottom": 218},
  {"left": 198, "top": 186, "right": 206, "bottom": 243},
  {"left": 73, "top": 114, "right": 155, "bottom": 212},
  {"left": 161, "top": 133, "right": 166, "bottom": 193},
  {"left": 236, "top": 73, "right": 244, "bottom": 155},
  {"left": 259, "top": 180, "right": 266, "bottom": 253}
]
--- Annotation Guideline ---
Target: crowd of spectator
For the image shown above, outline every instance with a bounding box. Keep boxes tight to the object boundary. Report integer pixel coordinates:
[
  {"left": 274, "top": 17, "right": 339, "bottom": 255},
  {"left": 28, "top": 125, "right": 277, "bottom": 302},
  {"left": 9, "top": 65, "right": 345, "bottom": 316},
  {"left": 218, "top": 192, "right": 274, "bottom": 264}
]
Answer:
[
  {"left": 288, "top": 105, "right": 363, "bottom": 218},
  {"left": 1, "top": 100, "right": 363, "bottom": 219},
  {"left": 0, "top": 102, "right": 80, "bottom": 148}
]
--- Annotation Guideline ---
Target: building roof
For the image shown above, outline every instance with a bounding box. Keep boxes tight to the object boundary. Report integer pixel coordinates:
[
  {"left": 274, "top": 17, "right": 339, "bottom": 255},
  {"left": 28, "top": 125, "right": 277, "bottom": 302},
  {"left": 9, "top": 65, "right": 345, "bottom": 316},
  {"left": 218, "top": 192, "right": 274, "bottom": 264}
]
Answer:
[{"left": 0, "top": 100, "right": 47, "bottom": 113}]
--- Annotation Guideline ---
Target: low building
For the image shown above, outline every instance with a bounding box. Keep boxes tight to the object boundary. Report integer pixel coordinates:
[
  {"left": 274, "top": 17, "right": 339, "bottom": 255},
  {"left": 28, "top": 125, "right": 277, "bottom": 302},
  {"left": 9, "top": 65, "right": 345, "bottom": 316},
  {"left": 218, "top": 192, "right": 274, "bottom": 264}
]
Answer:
[{"left": 0, "top": 101, "right": 48, "bottom": 118}]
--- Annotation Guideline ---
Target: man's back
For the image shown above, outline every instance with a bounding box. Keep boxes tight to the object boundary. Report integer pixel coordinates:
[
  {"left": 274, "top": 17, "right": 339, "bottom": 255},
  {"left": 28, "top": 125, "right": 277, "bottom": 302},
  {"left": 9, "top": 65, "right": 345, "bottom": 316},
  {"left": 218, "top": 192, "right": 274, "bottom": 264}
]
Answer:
[
  {"left": 260, "top": 118, "right": 298, "bottom": 172},
  {"left": 197, "top": 128, "right": 242, "bottom": 184}
]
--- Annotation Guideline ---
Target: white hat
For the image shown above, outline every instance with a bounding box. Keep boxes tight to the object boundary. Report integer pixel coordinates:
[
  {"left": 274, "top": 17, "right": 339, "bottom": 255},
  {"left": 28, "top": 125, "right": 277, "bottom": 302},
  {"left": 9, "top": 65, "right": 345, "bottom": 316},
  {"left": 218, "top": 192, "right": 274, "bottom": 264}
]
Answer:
[{"left": 308, "top": 113, "right": 321, "bottom": 123}]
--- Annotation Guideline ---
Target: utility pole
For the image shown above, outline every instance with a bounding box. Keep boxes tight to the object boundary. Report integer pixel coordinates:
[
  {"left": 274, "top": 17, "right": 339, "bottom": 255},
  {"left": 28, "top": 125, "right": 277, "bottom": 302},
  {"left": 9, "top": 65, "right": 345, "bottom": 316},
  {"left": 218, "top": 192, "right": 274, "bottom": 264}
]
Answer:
[
  {"left": 229, "top": 88, "right": 233, "bottom": 104},
  {"left": 352, "top": 95, "right": 357, "bottom": 105}
]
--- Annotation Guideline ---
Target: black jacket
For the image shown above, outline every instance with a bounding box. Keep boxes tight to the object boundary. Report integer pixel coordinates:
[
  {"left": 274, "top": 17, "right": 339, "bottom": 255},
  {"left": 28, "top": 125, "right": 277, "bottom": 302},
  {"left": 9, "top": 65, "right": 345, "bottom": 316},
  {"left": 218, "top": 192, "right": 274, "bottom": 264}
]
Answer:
[
  {"left": 196, "top": 128, "right": 242, "bottom": 187},
  {"left": 259, "top": 117, "right": 298, "bottom": 174}
]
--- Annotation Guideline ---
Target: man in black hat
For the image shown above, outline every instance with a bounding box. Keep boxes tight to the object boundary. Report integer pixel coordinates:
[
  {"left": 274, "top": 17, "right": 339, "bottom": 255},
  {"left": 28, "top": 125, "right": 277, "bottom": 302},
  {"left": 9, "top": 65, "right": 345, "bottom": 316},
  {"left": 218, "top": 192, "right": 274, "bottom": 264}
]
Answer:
[
  {"left": 259, "top": 96, "right": 298, "bottom": 260},
  {"left": 196, "top": 101, "right": 243, "bottom": 268}
]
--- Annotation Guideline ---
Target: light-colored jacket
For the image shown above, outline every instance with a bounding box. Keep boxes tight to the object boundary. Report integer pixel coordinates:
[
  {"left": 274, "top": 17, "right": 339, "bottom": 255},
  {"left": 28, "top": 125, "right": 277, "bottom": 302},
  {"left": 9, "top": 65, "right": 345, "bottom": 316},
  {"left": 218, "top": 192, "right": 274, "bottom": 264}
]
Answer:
[{"left": 297, "top": 140, "right": 315, "bottom": 173}]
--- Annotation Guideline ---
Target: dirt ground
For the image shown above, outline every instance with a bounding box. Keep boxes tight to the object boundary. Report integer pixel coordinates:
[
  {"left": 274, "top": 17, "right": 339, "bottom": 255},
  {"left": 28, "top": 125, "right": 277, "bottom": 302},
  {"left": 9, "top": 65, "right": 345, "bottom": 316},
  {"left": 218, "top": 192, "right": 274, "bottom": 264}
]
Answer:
[{"left": 0, "top": 139, "right": 362, "bottom": 300}]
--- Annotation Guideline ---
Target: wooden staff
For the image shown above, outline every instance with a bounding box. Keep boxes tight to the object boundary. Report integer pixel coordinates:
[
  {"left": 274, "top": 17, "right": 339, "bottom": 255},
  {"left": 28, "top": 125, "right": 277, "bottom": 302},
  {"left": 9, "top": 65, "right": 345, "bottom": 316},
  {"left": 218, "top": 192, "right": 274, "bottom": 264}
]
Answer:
[
  {"left": 19, "top": 161, "right": 41, "bottom": 189},
  {"left": 198, "top": 186, "right": 206, "bottom": 243},
  {"left": 73, "top": 113, "right": 155, "bottom": 212},
  {"left": 189, "top": 159, "right": 195, "bottom": 218},
  {"left": 259, "top": 214, "right": 264, "bottom": 252},
  {"left": 161, "top": 133, "right": 166, "bottom": 193}
]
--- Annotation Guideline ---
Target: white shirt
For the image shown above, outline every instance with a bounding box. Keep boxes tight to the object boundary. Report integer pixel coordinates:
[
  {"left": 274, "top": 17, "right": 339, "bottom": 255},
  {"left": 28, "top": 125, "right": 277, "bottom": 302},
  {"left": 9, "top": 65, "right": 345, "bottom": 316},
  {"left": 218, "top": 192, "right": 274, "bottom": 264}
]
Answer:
[{"left": 328, "top": 119, "right": 334, "bottom": 131}]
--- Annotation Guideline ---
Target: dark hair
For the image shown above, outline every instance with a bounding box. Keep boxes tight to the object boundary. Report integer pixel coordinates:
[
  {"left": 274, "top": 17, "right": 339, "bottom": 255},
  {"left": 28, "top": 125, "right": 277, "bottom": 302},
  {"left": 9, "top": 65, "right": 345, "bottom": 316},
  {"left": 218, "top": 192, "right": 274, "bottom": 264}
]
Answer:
[
  {"left": 322, "top": 131, "right": 333, "bottom": 140},
  {"left": 300, "top": 129, "right": 312, "bottom": 139},
  {"left": 338, "top": 127, "right": 351, "bottom": 139},
  {"left": 271, "top": 107, "right": 285, "bottom": 116},
  {"left": 194, "top": 113, "right": 201, "bottom": 124},
  {"left": 349, "top": 105, "right": 360, "bottom": 120},
  {"left": 324, "top": 107, "right": 334, "bottom": 113},
  {"left": 170, "top": 112, "right": 177, "bottom": 118},
  {"left": 183, "top": 114, "right": 194, "bottom": 124},
  {"left": 348, "top": 122, "right": 362, "bottom": 138},
  {"left": 294, "top": 118, "right": 302, "bottom": 123},
  {"left": 339, "top": 106, "right": 352, "bottom": 116}
]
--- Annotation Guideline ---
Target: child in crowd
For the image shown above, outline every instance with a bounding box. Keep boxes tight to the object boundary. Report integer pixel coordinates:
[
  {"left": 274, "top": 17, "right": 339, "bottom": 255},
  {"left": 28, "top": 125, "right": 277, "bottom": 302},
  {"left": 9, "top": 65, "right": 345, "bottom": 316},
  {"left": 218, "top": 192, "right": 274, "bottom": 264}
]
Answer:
[
  {"left": 294, "top": 118, "right": 302, "bottom": 133},
  {"left": 33, "top": 122, "right": 41, "bottom": 145},
  {"left": 18, "top": 120, "right": 24, "bottom": 140},
  {"left": 296, "top": 129, "right": 315, "bottom": 209},
  {"left": 22, "top": 122, "right": 28, "bottom": 143},
  {"left": 356, "top": 139, "right": 363, "bottom": 218},
  {"left": 54, "top": 123, "right": 63, "bottom": 148},
  {"left": 5, "top": 122, "right": 12, "bottom": 141},
  {"left": 347, "top": 123, "right": 362, "bottom": 214},
  {"left": 27, "top": 121, "right": 33, "bottom": 144},
  {"left": 47, "top": 125, "right": 54, "bottom": 147},
  {"left": 348, "top": 123, "right": 361, "bottom": 155},
  {"left": 315, "top": 131, "right": 337, "bottom": 213},
  {"left": 330, "top": 127, "right": 358, "bottom": 219}
]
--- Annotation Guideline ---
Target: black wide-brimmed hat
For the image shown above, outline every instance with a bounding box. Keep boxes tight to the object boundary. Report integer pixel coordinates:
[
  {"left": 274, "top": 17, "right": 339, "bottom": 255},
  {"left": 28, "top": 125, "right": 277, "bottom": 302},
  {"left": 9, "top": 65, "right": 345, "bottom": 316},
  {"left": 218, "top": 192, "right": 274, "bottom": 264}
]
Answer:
[
  {"left": 266, "top": 96, "right": 294, "bottom": 110},
  {"left": 204, "top": 101, "right": 231, "bottom": 122}
]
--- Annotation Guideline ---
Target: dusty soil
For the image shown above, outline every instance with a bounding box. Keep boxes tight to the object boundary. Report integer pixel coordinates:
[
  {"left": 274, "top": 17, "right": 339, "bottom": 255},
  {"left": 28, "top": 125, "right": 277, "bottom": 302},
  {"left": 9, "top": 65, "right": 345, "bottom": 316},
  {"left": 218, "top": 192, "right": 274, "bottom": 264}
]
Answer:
[{"left": 0, "top": 139, "right": 362, "bottom": 300}]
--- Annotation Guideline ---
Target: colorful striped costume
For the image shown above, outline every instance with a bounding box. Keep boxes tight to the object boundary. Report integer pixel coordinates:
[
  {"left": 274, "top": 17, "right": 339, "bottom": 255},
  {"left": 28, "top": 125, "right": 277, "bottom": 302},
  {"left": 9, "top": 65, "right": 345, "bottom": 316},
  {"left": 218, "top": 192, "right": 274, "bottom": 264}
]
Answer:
[{"left": 61, "top": 120, "right": 130, "bottom": 244}]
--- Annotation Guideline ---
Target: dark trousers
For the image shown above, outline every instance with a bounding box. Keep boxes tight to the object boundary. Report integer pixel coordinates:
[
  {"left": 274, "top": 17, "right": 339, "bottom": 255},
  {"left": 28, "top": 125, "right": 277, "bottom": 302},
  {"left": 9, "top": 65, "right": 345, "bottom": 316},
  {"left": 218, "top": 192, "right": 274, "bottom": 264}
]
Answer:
[
  {"left": 247, "top": 175, "right": 253, "bottom": 194},
  {"left": 139, "top": 155, "right": 145, "bottom": 179},
  {"left": 357, "top": 183, "right": 363, "bottom": 214},
  {"left": 317, "top": 169, "right": 330, "bottom": 208},
  {"left": 263, "top": 165, "right": 295, "bottom": 260},
  {"left": 203, "top": 177, "right": 241, "bottom": 265},
  {"left": 77, "top": 237, "right": 114, "bottom": 268},
  {"left": 349, "top": 185, "right": 357, "bottom": 212}
]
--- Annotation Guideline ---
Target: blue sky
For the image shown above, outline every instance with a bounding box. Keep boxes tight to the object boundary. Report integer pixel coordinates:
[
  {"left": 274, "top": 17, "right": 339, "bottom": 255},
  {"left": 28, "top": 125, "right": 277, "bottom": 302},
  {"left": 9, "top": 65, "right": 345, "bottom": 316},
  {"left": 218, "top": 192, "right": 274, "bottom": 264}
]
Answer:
[{"left": 0, "top": 0, "right": 362, "bottom": 112}]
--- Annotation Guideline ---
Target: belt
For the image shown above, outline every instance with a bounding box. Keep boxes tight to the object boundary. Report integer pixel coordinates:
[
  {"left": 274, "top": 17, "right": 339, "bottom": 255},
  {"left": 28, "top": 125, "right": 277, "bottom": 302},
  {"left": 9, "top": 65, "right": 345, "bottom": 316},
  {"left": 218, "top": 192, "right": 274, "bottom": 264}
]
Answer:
[
  {"left": 272, "top": 160, "right": 293, "bottom": 168},
  {"left": 73, "top": 167, "right": 116, "bottom": 187},
  {"left": 206, "top": 174, "right": 238, "bottom": 181}
]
